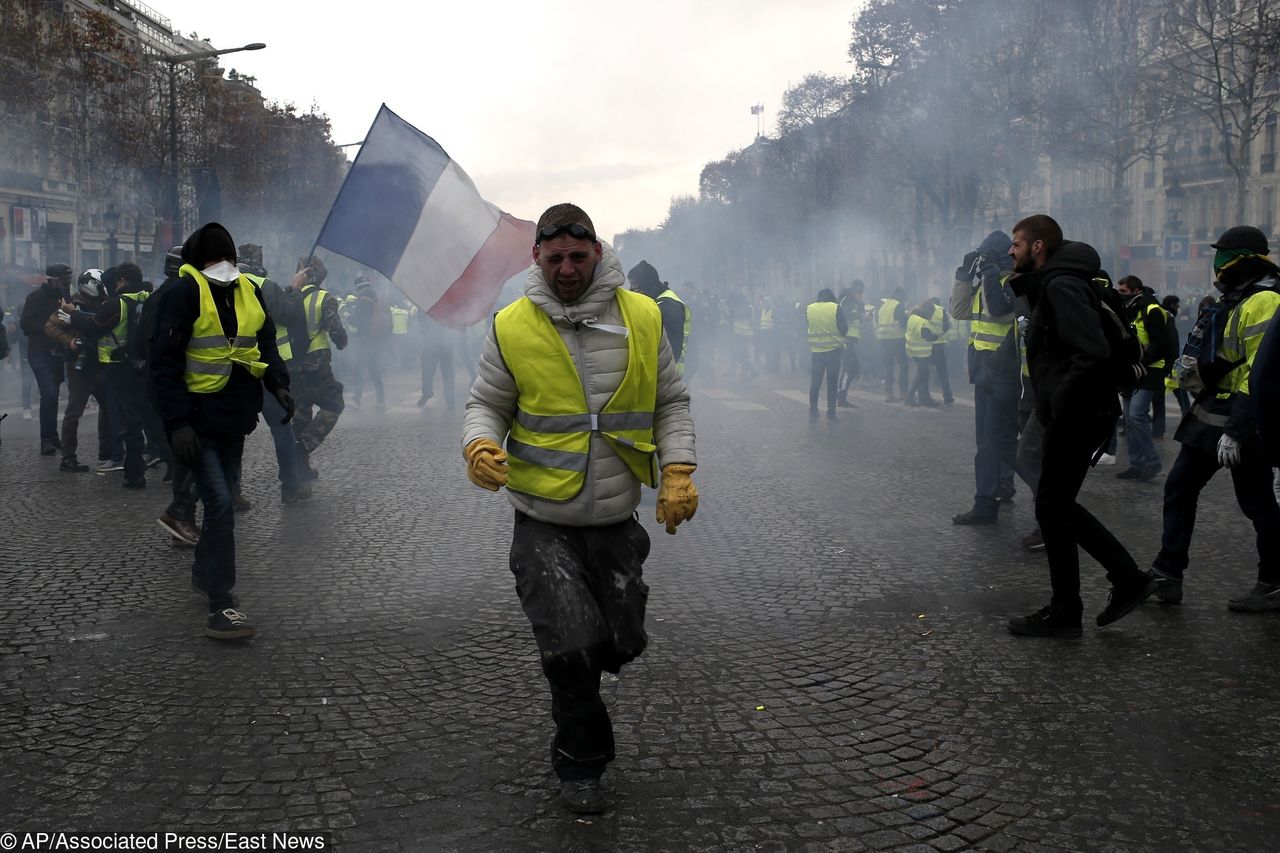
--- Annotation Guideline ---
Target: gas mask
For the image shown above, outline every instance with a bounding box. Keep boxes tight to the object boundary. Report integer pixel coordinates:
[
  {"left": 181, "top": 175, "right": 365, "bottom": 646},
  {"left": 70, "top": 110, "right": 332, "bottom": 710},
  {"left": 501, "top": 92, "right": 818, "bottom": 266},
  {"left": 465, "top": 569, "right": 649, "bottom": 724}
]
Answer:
[{"left": 203, "top": 260, "right": 240, "bottom": 285}]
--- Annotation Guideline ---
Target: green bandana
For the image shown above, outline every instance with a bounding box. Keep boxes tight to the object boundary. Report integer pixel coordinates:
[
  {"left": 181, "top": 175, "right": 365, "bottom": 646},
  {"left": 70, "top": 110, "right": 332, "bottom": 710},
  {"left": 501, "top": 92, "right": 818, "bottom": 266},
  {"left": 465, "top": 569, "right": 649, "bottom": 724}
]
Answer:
[{"left": 1213, "top": 247, "right": 1257, "bottom": 274}]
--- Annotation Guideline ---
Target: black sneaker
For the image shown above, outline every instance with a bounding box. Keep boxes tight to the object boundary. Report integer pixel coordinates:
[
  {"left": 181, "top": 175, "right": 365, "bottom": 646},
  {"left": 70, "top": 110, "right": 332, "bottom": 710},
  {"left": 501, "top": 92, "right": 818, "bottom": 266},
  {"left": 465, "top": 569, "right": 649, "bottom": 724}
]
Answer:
[
  {"left": 123, "top": 478, "right": 146, "bottom": 489},
  {"left": 205, "top": 608, "right": 254, "bottom": 640},
  {"left": 232, "top": 494, "right": 251, "bottom": 513},
  {"left": 837, "top": 398, "right": 856, "bottom": 409},
  {"left": 1149, "top": 570, "right": 1183, "bottom": 605},
  {"left": 143, "top": 453, "right": 163, "bottom": 468},
  {"left": 1008, "top": 605, "right": 1083, "bottom": 638},
  {"left": 1021, "top": 529, "right": 1045, "bottom": 551},
  {"left": 1226, "top": 582, "right": 1280, "bottom": 613},
  {"left": 60, "top": 458, "right": 89, "bottom": 473},
  {"left": 1137, "top": 467, "right": 1162, "bottom": 482},
  {"left": 952, "top": 509, "right": 997, "bottom": 526},
  {"left": 558, "top": 779, "right": 608, "bottom": 814},
  {"left": 1097, "top": 576, "right": 1158, "bottom": 626},
  {"left": 417, "top": 394, "right": 430, "bottom": 408},
  {"left": 1116, "top": 468, "right": 1142, "bottom": 480}
]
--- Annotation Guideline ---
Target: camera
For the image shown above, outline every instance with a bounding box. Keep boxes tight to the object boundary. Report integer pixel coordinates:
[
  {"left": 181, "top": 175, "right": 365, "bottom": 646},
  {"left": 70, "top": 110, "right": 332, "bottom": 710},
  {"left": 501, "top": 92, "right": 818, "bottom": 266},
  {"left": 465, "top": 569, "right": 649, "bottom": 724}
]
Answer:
[{"left": 73, "top": 339, "right": 94, "bottom": 372}]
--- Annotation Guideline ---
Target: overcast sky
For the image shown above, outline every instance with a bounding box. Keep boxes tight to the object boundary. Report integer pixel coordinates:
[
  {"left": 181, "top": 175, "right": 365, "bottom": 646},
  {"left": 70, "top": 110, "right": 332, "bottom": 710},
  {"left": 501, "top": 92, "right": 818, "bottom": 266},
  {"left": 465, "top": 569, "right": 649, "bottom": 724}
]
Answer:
[{"left": 163, "top": 0, "right": 859, "bottom": 240}]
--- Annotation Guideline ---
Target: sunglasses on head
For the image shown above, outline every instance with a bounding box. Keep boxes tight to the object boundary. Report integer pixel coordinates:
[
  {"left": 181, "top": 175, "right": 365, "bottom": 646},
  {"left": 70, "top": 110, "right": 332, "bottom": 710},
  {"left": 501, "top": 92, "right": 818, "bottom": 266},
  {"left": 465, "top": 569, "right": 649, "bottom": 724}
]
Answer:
[{"left": 536, "top": 222, "right": 596, "bottom": 244}]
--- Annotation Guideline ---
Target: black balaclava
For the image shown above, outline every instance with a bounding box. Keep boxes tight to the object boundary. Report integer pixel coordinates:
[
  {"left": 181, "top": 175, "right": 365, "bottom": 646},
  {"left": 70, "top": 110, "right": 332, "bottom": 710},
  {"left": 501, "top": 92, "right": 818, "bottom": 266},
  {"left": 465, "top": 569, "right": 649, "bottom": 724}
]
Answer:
[{"left": 628, "top": 260, "right": 663, "bottom": 298}]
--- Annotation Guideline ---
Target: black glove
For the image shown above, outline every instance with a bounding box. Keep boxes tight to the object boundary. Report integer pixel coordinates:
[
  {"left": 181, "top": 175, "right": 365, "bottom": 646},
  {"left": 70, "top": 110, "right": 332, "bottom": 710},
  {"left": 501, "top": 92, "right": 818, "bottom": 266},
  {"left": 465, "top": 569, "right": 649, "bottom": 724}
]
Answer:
[
  {"left": 170, "top": 425, "right": 201, "bottom": 467},
  {"left": 957, "top": 251, "right": 981, "bottom": 282},
  {"left": 272, "top": 387, "right": 296, "bottom": 425}
]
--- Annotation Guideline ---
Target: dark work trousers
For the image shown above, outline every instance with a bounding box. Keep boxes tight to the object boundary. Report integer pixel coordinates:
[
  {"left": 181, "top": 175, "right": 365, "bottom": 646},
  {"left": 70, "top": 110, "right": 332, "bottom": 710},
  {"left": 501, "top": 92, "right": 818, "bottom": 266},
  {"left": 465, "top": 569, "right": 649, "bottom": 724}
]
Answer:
[
  {"left": 1152, "top": 442, "right": 1280, "bottom": 584},
  {"left": 166, "top": 462, "right": 198, "bottom": 523},
  {"left": 1015, "top": 410, "right": 1044, "bottom": 498},
  {"left": 510, "top": 511, "right": 651, "bottom": 781},
  {"left": 61, "top": 362, "right": 112, "bottom": 463},
  {"left": 27, "top": 352, "right": 64, "bottom": 444},
  {"left": 1037, "top": 410, "right": 1145, "bottom": 612},
  {"left": 972, "top": 382, "right": 1020, "bottom": 515},
  {"left": 907, "top": 355, "right": 933, "bottom": 404},
  {"left": 261, "top": 386, "right": 301, "bottom": 497},
  {"left": 190, "top": 434, "right": 245, "bottom": 612},
  {"left": 351, "top": 338, "right": 387, "bottom": 406},
  {"left": 837, "top": 341, "right": 859, "bottom": 399},
  {"left": 879, "top": 339, "right": 909, "bottom": 396},
  {"left": 420, "top": 341, "right": 455, "bottom": 409},
  {"left": 292, "top": 368, "right": 345, "bottom": 455},
  {"left": 930, "top": 344, "right": 954, "bottom": 403},
  {"left": 106, "top": 363, "right": 149, "bottom": 484},
  {"left": 809, "top": 349, "right": 842, "bottom": 414}
]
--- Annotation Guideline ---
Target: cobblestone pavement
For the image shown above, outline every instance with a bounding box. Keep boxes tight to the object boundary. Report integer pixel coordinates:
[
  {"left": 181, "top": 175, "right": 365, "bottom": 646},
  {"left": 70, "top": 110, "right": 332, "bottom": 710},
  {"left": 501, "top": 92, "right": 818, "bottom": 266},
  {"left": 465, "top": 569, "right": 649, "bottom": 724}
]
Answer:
[{"left": 2, "top": 359, "right": 1279, "bottom": 852}]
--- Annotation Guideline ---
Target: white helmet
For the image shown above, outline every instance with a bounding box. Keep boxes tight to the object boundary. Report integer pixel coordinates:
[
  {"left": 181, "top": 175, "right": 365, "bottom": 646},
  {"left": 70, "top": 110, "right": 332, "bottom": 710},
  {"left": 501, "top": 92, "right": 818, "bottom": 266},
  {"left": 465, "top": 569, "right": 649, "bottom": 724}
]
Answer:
[{"left": 77, "top": 268, "right": 104, "bottom": 298}]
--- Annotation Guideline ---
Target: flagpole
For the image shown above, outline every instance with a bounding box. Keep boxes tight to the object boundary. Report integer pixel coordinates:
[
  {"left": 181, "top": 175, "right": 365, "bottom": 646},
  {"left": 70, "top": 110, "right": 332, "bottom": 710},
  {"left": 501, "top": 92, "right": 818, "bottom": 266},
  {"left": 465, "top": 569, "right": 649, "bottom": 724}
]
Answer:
[{"left": 307, "top": 105, "right": 384, "bottom": 261}]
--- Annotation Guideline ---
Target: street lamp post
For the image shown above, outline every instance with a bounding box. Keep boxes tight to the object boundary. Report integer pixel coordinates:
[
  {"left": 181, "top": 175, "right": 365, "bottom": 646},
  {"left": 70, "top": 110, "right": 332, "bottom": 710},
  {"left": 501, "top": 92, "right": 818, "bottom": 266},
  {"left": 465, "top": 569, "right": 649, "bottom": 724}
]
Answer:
[
  {"left": 1165, "top": 172, "right": 1187, "bottom": 294},
  {"left": 157, "top": 42, "right": 265, "bottom": 245},
  {"left": 104, "top": 202, "right": 119, "bottom": 267}
]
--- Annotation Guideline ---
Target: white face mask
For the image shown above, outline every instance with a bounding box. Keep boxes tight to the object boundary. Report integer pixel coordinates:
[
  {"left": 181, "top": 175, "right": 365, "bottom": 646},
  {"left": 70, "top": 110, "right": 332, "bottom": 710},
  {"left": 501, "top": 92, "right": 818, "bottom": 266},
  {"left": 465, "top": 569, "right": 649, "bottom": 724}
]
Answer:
[{"left": 203, "top": 260, "right": 240, "bottom": 284}]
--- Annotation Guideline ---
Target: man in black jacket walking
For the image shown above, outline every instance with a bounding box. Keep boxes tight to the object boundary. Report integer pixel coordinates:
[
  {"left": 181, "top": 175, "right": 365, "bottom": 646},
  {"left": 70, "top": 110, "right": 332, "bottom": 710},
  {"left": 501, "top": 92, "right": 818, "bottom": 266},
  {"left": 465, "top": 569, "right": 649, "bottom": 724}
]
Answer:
[
  {"left": 1006, "top": 215, "right": 1155, "bottom": 637},
  {"left": 1114, "top": 275, "right": 1169, "bottom": 481},
  {"left": 20, "top": 263, "right": 73, "bottom": 454},
  {"left": 149, "top": 223, "right": 294, "bottom": 640}
]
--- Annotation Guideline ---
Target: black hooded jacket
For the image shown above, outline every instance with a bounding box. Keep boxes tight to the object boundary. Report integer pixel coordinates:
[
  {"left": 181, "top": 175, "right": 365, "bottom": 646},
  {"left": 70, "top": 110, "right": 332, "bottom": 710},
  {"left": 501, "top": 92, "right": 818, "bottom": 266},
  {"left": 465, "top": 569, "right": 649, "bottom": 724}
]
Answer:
[
  {"left": 149, "top": 223, "right": 289, "bottom": 437},
  {"left": 1011, "top": 241, "right": 1117, "bottom": 426}
]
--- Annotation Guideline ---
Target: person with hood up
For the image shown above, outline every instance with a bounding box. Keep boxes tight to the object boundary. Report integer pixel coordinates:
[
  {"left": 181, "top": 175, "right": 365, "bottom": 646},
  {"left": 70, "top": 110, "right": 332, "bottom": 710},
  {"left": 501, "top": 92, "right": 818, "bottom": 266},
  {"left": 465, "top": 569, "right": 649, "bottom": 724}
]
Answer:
[
  {"left": 1113, "top": 275, "right": 1170, "bottom": 481},
  {"left": 627, "top": 260, "right": 691, "bottom": 374},
  {"left": 1148, "top": 225, "right": 1280, "bottom": 612},
  {"left": 950, "top": 230, "right": 1021, "bottom": 525},
  {"left": 149, "top": 222, "right": 294, "bottom": 641},
  {"left": 463, "top": 203, "right": 698, "bottom": 815},
  {"left": 1006, "top": 214, "right": 1155, "bottom": 637}
]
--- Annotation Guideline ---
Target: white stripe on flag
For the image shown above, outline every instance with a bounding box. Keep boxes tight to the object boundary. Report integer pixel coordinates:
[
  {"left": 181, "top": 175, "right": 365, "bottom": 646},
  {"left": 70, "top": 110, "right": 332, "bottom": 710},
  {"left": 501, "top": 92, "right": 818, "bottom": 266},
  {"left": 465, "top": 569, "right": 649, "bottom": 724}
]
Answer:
[{"left": 392, "top": 160, "right": 500, "bottom": 307}]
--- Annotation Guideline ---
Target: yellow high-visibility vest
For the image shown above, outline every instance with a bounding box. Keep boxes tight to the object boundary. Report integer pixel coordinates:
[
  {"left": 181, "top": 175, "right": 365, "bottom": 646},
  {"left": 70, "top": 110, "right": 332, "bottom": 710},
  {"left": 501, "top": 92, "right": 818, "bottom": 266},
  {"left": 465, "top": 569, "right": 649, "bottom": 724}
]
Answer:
[
  {"left": 390, "top": 306, "right": 410, "bottom": 335},
  {"left": 301, "top": 285, "right": 331, "bottom": 353},
  {"left": 876, "top": 299, "right": 904, "bottom": 340},
  {"left": 181, "top": 264, "right": 266, "bottom": 393},
  {"left": 969, "top": 280, "right": 1013, "bottom": 352},
  {"left": 806, "top": 301, "right": 843, "bottom": 353},
  {"left": 1133, "top": 302, "right": 1168, "bottom": 370},
  {"left": 242, "top": 273, "right": 291, "bottom": 362},
  {"left": 657, "top": 287, "right": 692, "bottom": 364},
  {"left": 905, "top": 314, "right": 933, "bottom": 358},
  {"left": 494, "top": 287, "right": 662, "bottom": 501},
  {"left": 97, "top": 291, "right": 148, "bottom": 363},
  {"left": 927, "top": 304, "right": 946, "bottom": 344}
]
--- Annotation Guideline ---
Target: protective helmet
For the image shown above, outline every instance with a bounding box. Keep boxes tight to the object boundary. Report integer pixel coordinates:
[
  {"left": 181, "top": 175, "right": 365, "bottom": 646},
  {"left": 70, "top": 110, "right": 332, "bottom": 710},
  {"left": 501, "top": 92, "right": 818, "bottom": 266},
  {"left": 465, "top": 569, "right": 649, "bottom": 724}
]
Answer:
[
  {"left": 77, "top": 268, "right": 104, "bottom": 299},
  {"left": 164, "top": 245, "right": 183, "bottom": 279}
]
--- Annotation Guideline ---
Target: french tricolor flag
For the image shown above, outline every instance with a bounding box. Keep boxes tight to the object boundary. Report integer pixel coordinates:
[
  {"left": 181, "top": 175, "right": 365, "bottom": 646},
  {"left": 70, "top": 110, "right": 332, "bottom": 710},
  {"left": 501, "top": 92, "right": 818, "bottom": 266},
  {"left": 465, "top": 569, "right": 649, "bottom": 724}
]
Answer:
[{"left": 314, "top": 105, "right": 534, "bottom": 327}]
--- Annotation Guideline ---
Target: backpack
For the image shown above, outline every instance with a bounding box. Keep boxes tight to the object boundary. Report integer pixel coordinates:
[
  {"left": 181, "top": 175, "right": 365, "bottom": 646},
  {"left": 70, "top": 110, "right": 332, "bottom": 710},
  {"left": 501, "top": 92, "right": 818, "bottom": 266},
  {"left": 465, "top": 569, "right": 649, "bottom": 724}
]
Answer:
[{"left": 1092, "top": 282, "right": 1146, "bottom": 393}]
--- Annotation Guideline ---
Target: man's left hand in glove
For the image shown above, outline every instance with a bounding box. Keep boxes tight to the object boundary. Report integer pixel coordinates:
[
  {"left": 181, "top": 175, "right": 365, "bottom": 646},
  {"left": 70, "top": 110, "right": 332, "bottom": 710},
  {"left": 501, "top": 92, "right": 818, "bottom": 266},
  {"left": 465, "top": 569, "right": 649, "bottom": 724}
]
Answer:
[{"left": 656, "top": 463, "right": 699, "bottom": 535}]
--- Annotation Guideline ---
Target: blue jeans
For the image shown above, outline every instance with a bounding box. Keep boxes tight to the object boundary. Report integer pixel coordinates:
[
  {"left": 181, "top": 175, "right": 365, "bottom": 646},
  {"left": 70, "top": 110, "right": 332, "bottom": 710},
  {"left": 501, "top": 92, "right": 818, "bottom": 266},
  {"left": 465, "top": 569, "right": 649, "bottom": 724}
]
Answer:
[
  {"left": 27, "top": 352, "right": 64, "bottom": 443},
  {"left": 1123, "top": 388, "right": 1160, "bottom": 472},
  {"left": 973, "top": 382, "right": 1020, "bottom": 514},
  {"left": 261, "top": 387, "right": 300, "bottom": 495},
  {"left": 190, "top": 434, "right": 245, "bottom": 612}
]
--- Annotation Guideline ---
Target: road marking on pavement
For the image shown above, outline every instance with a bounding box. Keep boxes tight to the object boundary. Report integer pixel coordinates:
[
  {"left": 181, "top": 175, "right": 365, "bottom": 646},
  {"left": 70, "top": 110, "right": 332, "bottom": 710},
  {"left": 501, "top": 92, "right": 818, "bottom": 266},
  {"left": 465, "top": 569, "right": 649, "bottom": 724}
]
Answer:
[
  {"left": 696, "top": 388, "right": 769, "bottom": 411},
  {"left": 774, "top": 389, "right": 810, "bottom": 404}
]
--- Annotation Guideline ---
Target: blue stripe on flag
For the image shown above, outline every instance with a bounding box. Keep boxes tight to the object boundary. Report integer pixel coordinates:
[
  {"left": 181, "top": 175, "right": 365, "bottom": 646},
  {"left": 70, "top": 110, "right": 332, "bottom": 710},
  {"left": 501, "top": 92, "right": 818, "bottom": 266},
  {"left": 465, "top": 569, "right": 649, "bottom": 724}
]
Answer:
[{"left": 314, "top": 105, "right": 451, "bottom": 278}]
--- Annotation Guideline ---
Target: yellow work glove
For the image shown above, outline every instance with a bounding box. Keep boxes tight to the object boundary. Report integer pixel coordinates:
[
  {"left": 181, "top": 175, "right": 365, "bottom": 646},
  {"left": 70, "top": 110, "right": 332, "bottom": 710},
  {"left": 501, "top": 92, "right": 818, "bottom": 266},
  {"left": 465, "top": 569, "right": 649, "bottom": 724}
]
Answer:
[
  {"left": 656, "top": 463, "right": 698, "bottom": 535},
  {"left": 464, "top": 437, "right": 508, "bottom": 492}
]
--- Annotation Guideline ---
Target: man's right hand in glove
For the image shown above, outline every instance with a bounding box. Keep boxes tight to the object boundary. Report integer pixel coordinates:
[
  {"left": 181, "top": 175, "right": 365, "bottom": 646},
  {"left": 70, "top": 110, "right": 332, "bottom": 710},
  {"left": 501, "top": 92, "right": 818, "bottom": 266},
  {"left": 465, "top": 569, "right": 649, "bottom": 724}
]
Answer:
[
  {"left": 464, "top": 437, "right": 508, "bottom": 491},
  {"left": 955, "top": 250, "right": 981, "bottom": 283},
  {"left": 170, "top": 425, "right": 201, "bottom": 467}
]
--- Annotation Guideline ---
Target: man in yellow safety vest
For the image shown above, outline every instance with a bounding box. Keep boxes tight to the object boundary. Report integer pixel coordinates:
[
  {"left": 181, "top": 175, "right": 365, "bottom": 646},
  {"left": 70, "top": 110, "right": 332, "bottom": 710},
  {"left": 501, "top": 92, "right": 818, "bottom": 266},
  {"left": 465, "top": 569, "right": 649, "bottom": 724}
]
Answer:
[
  {"left": 462, "top": 203, "right": 698, "bottom": 815},
  {"left": 149, "top": 223, "right": 294, "bottom": 641}
]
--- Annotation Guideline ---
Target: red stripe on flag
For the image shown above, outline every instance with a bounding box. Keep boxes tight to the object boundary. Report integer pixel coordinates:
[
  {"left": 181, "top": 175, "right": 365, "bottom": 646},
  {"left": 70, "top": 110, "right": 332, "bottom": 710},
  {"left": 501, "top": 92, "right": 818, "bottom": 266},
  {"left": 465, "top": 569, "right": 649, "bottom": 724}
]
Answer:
[{"left": 428, "top": 212, "right": 535, "bottom": 328}]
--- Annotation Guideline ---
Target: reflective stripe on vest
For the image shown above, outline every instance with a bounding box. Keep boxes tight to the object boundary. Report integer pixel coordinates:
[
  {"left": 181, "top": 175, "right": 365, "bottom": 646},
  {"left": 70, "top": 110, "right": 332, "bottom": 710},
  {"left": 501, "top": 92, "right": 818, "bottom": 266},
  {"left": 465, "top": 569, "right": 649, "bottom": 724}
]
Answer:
[
  {"left": 181, "top": 264, "right": 266, "bottom": 393},
  {"left": 969, "top": 286, "right": 1013, "bottom": 352},
  {"left": 494, "top": 288, "right": 661, "bottom": 501},
  {"left": 1221, "top": 289, "right": 1280, "bottom": 396},
  {"left": 98, "top": 291, "right": 147, "bottom": 363},
  {"left": 905, "top": 314, "right": 932, "bottom": 358},
  {"left": 243, "top": 273, "right": 291, "bottom": 362},
  {"left": 759, "top": 307, "right": 774, "bottom": 330},
  {"left": 807, "top": 301, "right": 843, "bottom": 352},
  {"left": 302, "top": 286, "right": 331, "bottom": 353},
  {"left": 657, "top": 288, "right": 692, "bottom": 364}
]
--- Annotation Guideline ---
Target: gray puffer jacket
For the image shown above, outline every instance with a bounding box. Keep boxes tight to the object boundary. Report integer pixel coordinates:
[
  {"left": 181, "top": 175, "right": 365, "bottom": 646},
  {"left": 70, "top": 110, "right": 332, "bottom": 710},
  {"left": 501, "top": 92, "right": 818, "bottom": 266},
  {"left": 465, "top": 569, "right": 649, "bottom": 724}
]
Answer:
[{"left": 462, "top": 244, "right": 697, "bottom": 526}]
